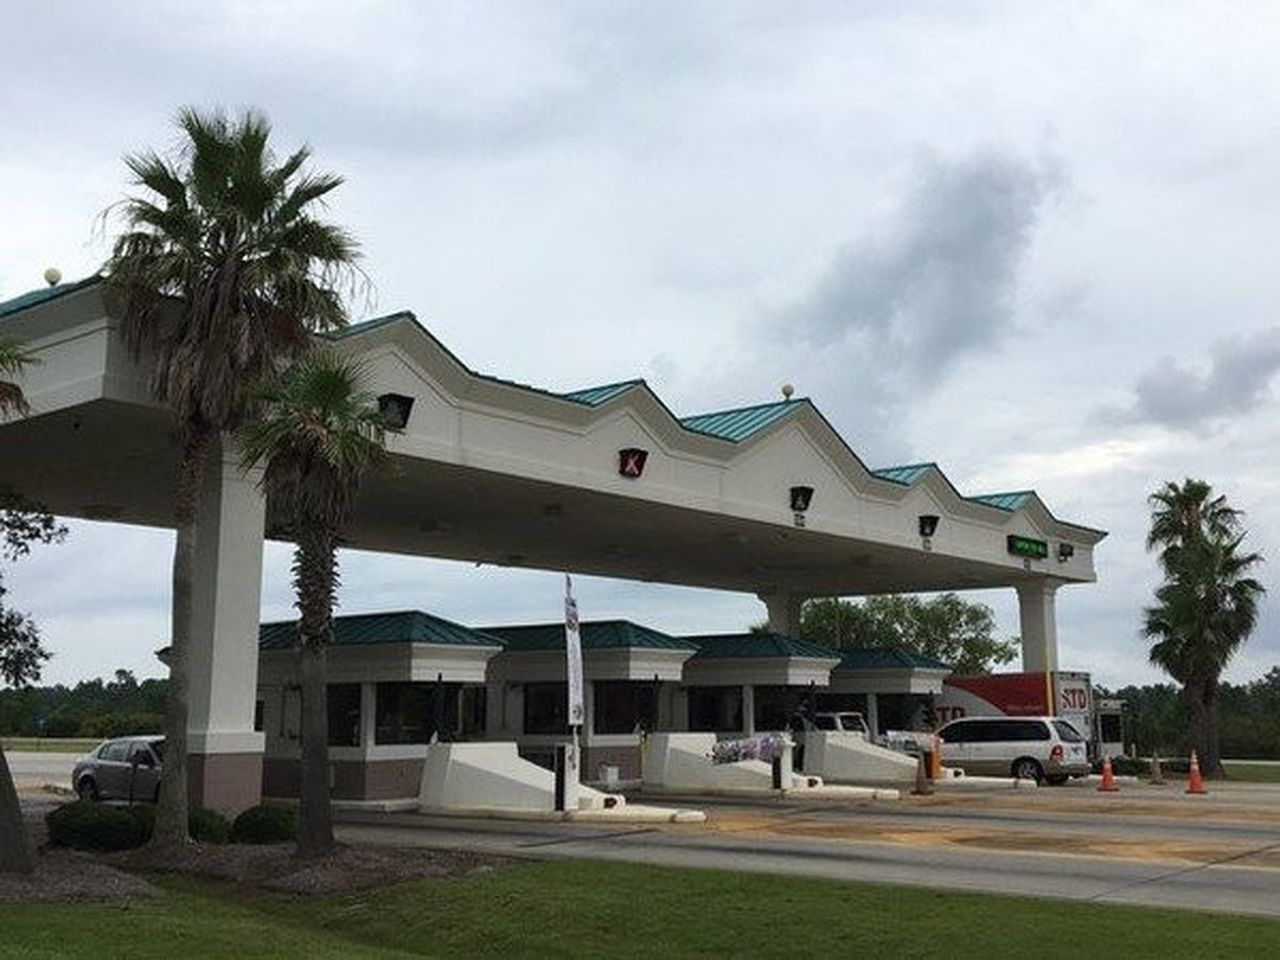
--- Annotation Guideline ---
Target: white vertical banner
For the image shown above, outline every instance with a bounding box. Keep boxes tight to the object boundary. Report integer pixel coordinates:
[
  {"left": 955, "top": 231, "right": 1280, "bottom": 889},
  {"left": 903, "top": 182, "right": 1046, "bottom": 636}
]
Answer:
[{"left": 564, "top": 574, "right": 585, "bottom": 728}]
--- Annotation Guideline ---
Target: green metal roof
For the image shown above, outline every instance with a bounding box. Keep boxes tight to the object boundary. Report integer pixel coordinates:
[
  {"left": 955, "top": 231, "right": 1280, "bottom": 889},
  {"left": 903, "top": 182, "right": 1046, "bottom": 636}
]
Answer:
[
  {"left": 0, "top": 276, "right": 103, "bottom": 321},
  {"left": 836, "top": 647, "right": 953, "bottom": 672},
  {"left": 872, "top": 463, "right": 936, "bottom": 486},
  {"left": 559, "top": 380, "right": 644, "bottom": 406},
  {"left": 481, "top": 620, "right": 697, "bottom": 653},
  {"left": 968, "top": 491, "right": 1034, "bottom": 512},
  {"left": 684, "top": 632, "right": 842, "bottom": 661},
  {"left": 679, "top": 399, "right": 800, "bottom": 442},
  {"left": 258, "top": 610, "right": 504, "bottom": 651}
]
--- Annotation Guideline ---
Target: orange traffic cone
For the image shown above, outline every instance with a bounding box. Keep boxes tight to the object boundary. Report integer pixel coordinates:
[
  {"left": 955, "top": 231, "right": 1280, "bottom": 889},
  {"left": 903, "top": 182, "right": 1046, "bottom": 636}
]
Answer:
[
  {"left": 1097, "top": 755, "right": 1119, "bottom": 792},
  {"left": 1186, "top": 750, "right": 1207, "bottom": 795},
  {"left": 928, "top": 735, "right": 943, "bottom": 780}
]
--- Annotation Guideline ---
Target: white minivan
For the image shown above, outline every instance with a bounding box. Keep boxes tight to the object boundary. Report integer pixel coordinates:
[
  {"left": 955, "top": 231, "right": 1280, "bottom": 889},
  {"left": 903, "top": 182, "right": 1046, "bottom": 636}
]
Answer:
[{"left": 936, "top": 716, "right": 1090, "bottom": 784}]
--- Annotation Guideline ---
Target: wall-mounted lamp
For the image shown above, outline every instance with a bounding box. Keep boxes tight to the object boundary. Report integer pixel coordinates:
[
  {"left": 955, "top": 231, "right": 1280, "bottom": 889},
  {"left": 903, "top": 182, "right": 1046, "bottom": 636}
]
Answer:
[
  {"left": 918, "top": 515, "right": 940, "bottom": 538},
  {"left": 1057, "top": 542, "right": 1075, "bottom": 563},
  {"left": 790, "top": 485, "right": 814, "bottom": 528},
  {"left": 377, "top": 393, "right": 415, "bottom": 430},
  {"left": 790, "top": 486, "right": 815, "bottom": 512}
]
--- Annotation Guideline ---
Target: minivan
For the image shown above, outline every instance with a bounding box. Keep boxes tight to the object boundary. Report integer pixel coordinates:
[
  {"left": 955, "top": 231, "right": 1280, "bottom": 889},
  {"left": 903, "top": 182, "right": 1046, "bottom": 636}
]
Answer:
[{"left": 936, "top": 716, "right": 1089, "bottom": 784}]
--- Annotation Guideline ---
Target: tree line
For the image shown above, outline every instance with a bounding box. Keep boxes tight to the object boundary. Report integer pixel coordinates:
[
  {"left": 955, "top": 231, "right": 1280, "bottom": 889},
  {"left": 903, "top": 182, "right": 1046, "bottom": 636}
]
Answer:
[{"left": 0, "top": 669, "right": 165, "bottom": 740}]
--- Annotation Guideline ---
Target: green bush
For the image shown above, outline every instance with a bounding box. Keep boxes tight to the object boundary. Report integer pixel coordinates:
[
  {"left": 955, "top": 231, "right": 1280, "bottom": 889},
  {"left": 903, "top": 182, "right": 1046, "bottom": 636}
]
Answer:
[
  {"left": 230, "top": 804, "right": 297, "bottom": 844},
  {"left": 188, "top": 806, "right": 231, "bottom": 844},
  {"left": 45, "top": 801, "right": 145, "bottom": 851},
  {"left": 129, "top": 803, "right": 155, "bottom": 841}
]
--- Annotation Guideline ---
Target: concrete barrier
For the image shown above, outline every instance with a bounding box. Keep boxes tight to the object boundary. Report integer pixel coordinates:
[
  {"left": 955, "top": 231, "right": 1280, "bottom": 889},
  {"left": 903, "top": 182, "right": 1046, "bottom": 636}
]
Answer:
[
  {"left": 642, "top": 733, "right": 850, "bottom": 795},
  {"left": 418, "top": 742, "right": 625, "bottom": 813},
  {"left": 802, "top": 731, "right": 919, "bottom": 785}
]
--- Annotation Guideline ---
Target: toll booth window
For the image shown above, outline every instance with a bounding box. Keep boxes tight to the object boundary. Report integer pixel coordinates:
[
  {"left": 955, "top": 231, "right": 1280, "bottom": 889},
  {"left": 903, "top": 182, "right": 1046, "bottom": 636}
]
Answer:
[
  {"left": 375, "top": 682, "right": 459, "bottom": 744},
  {"left": 754, "top": 686, "right": 802, "bottom": 732},
  {"left": 688, "top": 686, "right": 743, "bottom": 733},
  {"left": 523, "top": 682, "right": 569, "bottom": 735},
  {"left": 328, "top": 683, "right": 362, "bottom": 747},
  {"left": 593, "top": 681, "right": 657, "bottom": 735}
]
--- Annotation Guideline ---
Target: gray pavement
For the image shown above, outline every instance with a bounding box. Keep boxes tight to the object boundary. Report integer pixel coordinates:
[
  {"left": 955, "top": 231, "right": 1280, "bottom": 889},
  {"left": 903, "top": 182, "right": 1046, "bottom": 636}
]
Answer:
[
  {"left": 335, "top": 795, "right": 1280, "bottom": 919},
  {"left": 6, "top": 751, "right": 77, "bottom": 793}
]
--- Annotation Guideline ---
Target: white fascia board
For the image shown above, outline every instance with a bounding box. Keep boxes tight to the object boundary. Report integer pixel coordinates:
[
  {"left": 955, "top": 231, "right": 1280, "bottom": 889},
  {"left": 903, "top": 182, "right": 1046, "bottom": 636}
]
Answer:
[{"left": 682, "top": 656, "right": 839, "bottom": 688}]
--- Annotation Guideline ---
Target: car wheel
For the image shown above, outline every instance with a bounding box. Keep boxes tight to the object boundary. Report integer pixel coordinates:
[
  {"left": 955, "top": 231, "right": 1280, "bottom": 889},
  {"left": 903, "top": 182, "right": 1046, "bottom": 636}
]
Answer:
[
  {"left": 1012, "top": 758, "right": 1043, "bottom": 783},
  {"left": 76, "top": 777, "right": 100, "bottom": 802},
  {"left": 1046, "top": 774, "right": 1069, "bottom": 786}
]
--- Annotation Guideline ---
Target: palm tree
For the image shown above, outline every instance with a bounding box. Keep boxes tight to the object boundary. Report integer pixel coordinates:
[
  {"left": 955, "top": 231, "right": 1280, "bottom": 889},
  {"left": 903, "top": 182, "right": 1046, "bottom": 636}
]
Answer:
[
  {"left": 1144, "top": 480, "right": 1266, "bottom": 775},
  {"left": 0, "top": 338, "right": 34, "bottom": 417},
  {"left": 104, "top": 107, "right": 361, "bottom": 847},
  {"left": 240, "top": 351, "right": 391, "bottom": 856}
]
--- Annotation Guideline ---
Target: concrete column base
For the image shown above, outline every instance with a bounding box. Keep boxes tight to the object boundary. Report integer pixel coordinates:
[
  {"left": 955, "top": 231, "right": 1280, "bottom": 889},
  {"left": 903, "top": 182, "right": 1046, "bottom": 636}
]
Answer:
[{"left": 188, "top": 752, "right": 263, "bottom": 815}]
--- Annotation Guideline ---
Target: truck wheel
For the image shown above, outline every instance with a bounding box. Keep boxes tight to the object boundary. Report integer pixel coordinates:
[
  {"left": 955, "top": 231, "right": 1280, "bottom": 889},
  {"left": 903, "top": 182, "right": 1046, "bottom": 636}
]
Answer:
[{"left": 1012, "top": 758, "right": 1043, "bottom": 784}]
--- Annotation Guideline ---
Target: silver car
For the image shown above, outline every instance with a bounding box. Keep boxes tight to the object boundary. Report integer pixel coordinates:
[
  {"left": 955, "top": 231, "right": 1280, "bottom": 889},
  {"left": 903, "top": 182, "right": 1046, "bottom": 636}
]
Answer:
[{"left": 71, "top": 736, "right": 164, "bottom": 802}]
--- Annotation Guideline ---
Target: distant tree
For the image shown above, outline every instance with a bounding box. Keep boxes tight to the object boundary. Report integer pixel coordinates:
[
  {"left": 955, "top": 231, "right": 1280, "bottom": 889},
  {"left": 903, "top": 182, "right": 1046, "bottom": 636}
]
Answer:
[
  {"left": 799, "top": 594, "right": 1017, "bottom": 674},
  {"left": 104, "top": 107, "right": 361, "bottom": 847},
  {"left": 240, "top": 351, "right": 391, "bottom": 857},
  {"left": 1144, "top": 479, "right": 1266, "bottom": 776}
]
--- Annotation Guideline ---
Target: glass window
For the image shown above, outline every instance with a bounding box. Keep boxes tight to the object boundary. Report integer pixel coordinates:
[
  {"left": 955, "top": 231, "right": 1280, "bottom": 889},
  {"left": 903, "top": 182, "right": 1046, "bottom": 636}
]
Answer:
[
  {"left": 460, "top": 686, "right": 487, "bottom": 737},
  {"left": 376, "top": 682, "right": 459, "bottom": 744},
  {"left": 1099, "top": 714, "right": 1121, "bottom": 742},
  {"left": 100, "top": 741, "right": 129, "bottom": 762},
  {"left": 1005, "top": 720, "right": 1050, "bottom": 741},
  {"left": 328, "top": 684, "right": 362, "bottom": 747},
  {"left": 593, "top": 681, "right": 657, "bottom": 735},
  {"left": 688, "top": 686, "right": 743, "bottom": 733},
  {"left": 523, "top": 682, "right": 568, "bottom": 735},
  {"left": 941, "top": 722, "right": 976, "bottom": 744},
  {"left": 149, "top": 740, "right": 164, "bottom": 761},
  {"left": 754, "top": 686, "right": 804, "bottom": 732},
  {"left": 1053, "top": 720, "right": 1086, "bottom": 743},
  {"left": 814, "top": 715, "right": 837, "bottom": 730}
]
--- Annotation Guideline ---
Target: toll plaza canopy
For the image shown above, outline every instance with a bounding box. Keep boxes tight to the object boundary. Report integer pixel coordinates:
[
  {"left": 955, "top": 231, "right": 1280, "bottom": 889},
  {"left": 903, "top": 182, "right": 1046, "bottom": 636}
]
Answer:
[{"left": 0, "top": 277, "right": 1106, "bottom": 810}]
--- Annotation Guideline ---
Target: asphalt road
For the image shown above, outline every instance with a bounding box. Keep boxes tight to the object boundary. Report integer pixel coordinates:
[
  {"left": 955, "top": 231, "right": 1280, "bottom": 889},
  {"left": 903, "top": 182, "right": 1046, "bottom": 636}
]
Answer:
[
  {"left": 6, "top": 751, "right": 77, "bottom": 793},
  {"left": 336, "top": 786, "right": 1280, "bottom": 919}
]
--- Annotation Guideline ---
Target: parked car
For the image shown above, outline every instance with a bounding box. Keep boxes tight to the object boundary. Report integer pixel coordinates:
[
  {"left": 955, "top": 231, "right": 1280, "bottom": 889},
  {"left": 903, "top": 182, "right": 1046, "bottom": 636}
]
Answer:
[
  {"left": 936, "top": 716, "right": 1089, "bottom": 784},
  {"left": 71, "top": 736, "right": 164, "bottom": 802},
  {"left": 808, "top": 711, "right": 871, "bottom": 737}
]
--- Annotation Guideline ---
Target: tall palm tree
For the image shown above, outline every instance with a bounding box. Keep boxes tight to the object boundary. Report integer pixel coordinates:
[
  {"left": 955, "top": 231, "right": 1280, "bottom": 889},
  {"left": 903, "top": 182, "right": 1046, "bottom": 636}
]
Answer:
[
  {"left": 0, "top": 338, "right": 34, "bottom": 417},
  {"left": 240, "top": 351, "right": 391, "bottom": 856},
  {"left": 105, "top": 107, "right": 361, "bottom": 847},
  {"left": 1144, "top": 480, "right": 1265, "bottom": 775},
  {"left": 1147, "top": 479, "right": 1242, "bottom": 575}
]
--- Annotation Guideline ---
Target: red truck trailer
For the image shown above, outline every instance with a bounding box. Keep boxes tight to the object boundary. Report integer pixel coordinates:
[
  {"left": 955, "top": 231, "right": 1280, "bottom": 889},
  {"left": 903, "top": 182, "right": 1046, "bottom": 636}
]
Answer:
[{"left": 937, "top": 671, "right": 1095, "bottom": 750}]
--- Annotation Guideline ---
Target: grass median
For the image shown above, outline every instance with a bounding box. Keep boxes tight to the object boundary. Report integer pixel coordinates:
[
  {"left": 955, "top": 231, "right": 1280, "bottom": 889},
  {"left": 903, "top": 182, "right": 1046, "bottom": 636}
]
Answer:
[
  {"left": 1, "top": 737, "right": 98, "bottom": 754},
  {"left": 2, "top": 859, "right": 1279, "bottom": 957},
  {"left": 1224, "top": 761, "right": 1280, "bottom": 783}
]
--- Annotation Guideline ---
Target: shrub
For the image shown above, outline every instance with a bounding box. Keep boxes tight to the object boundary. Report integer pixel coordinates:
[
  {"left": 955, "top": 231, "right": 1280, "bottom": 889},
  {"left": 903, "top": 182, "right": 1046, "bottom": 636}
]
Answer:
[
  {"left": 188, "top": 806, "right": 231, "bottom": 844},
  {"left": 46, "top": 801, "right": 145, "bottom": 851},
  {"left": 129, "top": 803, "right": 155, "bottom": 841},
  {"left": 230, "top": 804, "right": 297, "bottom": 844}
]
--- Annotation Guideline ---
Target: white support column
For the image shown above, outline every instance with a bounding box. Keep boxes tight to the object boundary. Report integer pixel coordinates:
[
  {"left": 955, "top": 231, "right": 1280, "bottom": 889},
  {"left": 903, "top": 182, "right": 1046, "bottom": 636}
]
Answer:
[
  {"left": 187, "top": 436, "right": 267, "bottom": 813},
  {"left": 757, "top": 591, "right": 805, "bottom": 636},
  {"left": 1017, "top": 580, "right": 1061, "bottom": 675},
  {"left": 742, "top": 685, "right": 756, "bottom": 735},
  {"left": 360, "top": 682, "right": 377, "bottom": 751}
]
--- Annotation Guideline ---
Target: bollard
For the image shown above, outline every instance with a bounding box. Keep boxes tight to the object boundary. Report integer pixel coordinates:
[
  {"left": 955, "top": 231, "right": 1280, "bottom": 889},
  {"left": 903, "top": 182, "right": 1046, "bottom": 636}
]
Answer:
[
  {"left": 554, "top": 743, "right": 569, "bottom": 811},
  {"left": 771, "top": 754, "right": 784, "bottom": 790}
]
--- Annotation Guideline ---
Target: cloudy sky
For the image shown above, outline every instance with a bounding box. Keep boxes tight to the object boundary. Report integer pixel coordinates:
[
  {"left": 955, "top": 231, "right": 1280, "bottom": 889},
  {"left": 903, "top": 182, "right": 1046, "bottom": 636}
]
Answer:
[{"left": 2, "top": 1, "right": 1278, "bottom": 689}]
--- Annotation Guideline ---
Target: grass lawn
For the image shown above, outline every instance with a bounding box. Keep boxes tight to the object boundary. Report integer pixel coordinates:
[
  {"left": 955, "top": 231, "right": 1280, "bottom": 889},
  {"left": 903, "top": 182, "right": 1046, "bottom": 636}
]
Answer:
[
  {"left": 1224, "top": 761, "right": 1280, "bottom": 783},
  {"left": 2, "top": 860, "right": 1279, "bottom": 958},
  {"left": 1, "top": 737, "right": 99, "bottom": 754}
]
